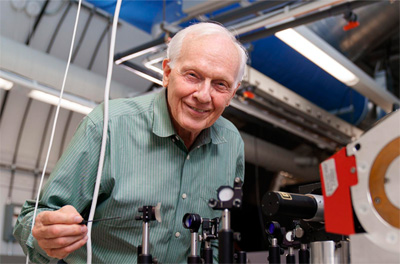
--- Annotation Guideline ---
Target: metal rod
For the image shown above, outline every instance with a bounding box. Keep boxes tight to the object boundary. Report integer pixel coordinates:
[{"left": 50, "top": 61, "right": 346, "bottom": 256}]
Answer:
[
  {"left": 26, "top": 0, "right": 50, "bottom": 45},
  {"left": 221, "top": 209, "right": 231, "bottom": 230},
  {"left": 240, "top": 0, "right": 377, "bottom": 43},
  {"left": 32, "top": 105, "right": 54, "bottom": 199},
  {"left": 114, "top": 37, "right": 166, "bottom": 63},
  {"left": 142, "top": 222, "right": 149, "bottom": 255},
  {"left": 268, "top": 238, "right": 281, "bottom": 264},
  {"left": 71, "top": 6, "right": 95, "bottom": 62},
  {"left": 190, "top": 232, "right": 198, "bottom": 256},
  {"left": 212, "top": 0, "right": 291, "bottom": 24},
  {"left": 88, "top": 19, "right": 111, "bottom": 70},
  {"left": 8, "top": 98, "right": 33, "bottom": 200},
  {"left": 58, "top": 111, "right": 74, "bottom": 158},
  {"left": 0, "top": 163, "right": 50, "bottom": 177},
  {"left": 46, "top": 1, "right": 73, "bottom": 53},
  {"left": 0, "top": 90, "right": 10, "bottom": 125}
]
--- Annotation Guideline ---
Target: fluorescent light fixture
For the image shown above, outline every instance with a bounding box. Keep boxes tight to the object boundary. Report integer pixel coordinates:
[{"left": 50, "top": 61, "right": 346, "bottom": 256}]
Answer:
[
  {"left": 275, "top": 28, "right": 359, "bottom": 86},
  {"left": 0, "top": 77, "right": 14, "bottom": 90},
  {"left": 115, "top": 46, "right": 160, "bottom": 65},
  {"left": 29, "top": 90, "right": 94, "bottom": 115},
  {"left": 120, "top": 64, "right": 163, "bottom": 86},
  {"left": 144, "top": 56, "right": 164, "bottom": 75},
  {"left": 144, "top": 63, "right": 164, "bottom": 75}
]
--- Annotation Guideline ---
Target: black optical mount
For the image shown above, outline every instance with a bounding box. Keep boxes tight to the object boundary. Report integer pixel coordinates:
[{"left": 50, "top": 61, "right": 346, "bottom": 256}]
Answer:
[
  {"left": 135, "top": 206, "right": 158, "bottom": 264},
  {"left": 200, "top": 217, "right": 219, "bottom": 264},
  {"left": 208, "top": 177, "right": 246, "bottom": 264},
  {"left": 182, "top": 213, "right": 202, "bottom": 264}
]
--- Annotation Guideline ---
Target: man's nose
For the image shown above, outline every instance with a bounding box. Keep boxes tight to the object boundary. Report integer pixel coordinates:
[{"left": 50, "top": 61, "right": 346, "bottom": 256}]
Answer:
[{"left": 194, "top": 81, "right": 212, "bottom": 103}]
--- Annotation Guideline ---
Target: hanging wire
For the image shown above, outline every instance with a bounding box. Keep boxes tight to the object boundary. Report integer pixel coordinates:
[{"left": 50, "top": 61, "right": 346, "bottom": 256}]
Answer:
[
  {"left": 86, "top": 0, "right": 123, "bottom": 263},
  {"left": 27, "top": 0, "right": 83, "bottom": 263}
]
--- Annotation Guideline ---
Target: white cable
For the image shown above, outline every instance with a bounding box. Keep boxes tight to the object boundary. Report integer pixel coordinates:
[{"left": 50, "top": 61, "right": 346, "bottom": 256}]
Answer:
[
  {"left": 86, "top": 0, "right": 123, "bottom": 263},
  {"left": 27, "top": 1, "right": 83, "bottom": 264}
]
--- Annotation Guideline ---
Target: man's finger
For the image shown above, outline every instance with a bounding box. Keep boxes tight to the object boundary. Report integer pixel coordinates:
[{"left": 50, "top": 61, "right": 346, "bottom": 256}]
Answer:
[
  {"left": 39, "top": 233, "right": 87, "bottom": 249},
  {"left": 37, "top": 206, "right": 82, "bottom": 225},
  {"left": 35, "top": 223, "right": 87, "bottom": 239},
  {"left": 45, "top": 235, "right": 88, "bottom": 259}
]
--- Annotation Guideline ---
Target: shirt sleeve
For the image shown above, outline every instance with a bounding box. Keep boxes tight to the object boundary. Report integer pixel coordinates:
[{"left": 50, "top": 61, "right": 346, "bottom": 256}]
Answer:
[{"left": 13, "top": 114, "right": 103, "bottom": 263}]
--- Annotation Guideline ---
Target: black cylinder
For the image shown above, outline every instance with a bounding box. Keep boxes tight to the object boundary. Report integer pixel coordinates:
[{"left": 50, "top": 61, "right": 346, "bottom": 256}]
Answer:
[
  {"left": 219, "top": 230, "right": 234, "bottom": 263},
  {"left": 138, "top": 254, "right": 152, "bottom": 264},
  {"left": 299, "top": 248, "right": 310, "bottom": 264},
  {"left": 202, "top": 248, "right": 213, "bottom": 264},
  {"left": 286, "top": 254, "right": 295, "bottom": 264},
  {"left": 187, "top": 256, "right": 201, "bottom": 264},
  {"left": 235, "top": 251, "right": 247, "bottom": 264},
  {"left": 268, "top": 246, "right": 280, "bottom": 264},
  {"left": 262, "top": 192, "right": 317, "bottom": 219}
]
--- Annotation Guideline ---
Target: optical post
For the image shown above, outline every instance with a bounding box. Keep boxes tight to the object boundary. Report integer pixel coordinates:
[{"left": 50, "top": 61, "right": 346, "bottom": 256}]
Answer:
[
  {"left": 182, "top": 213, "right": 202, "bottom": 263},
  {"left": 135, "top": 205, "right": 160, "bottom": 264},
  {"left": 200, "top": 217, "right": 219, "bottom": 264},
  {"left": 208, "top": 177, "right": 246, "bottom": 263}
]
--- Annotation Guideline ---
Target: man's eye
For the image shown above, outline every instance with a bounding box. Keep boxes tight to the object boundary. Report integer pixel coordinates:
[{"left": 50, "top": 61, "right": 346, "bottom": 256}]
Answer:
[{"left": 215, "top": 82, "right": 228, "bottom": 90}]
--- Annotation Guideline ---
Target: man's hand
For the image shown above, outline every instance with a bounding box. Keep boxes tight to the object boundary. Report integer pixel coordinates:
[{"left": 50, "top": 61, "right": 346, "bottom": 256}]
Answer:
[{"left": 32, "top": 205, "right": 88, "bottom": 259}]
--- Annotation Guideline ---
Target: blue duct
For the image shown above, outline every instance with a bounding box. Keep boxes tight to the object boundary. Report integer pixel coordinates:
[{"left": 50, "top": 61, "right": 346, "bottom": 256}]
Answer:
[
  {"left": 87, "top": 0, "right": 368, "bottom": 125},
  {"left": 250, "top": 36, "right": 368, "bottom": 125}
]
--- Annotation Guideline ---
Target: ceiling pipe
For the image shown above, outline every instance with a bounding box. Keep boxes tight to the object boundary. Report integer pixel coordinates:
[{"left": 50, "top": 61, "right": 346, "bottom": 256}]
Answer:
[
  {"left": 211, "top": 0, "right": 294, "bottom": 24},
  {"left": 240, "top": 131, "right": 320, "bottom": 183},
  {"left": 179, "top": 0, "right": 241, "bottom": 24},
  {"left": 0, "top": 36, "right": 134, "bottom": 102},
  {"left": 239, "top": 0, "right": 379, "bottom": 43}
]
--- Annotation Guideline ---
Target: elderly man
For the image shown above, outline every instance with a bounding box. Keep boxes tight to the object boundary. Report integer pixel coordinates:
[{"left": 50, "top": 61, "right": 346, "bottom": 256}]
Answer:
[{"left": 14, "top": 22, "right": 248, "bottom": 263}]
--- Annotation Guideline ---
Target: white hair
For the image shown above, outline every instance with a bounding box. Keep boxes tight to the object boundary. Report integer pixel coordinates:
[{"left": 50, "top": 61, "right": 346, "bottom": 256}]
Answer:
[{"left": 166, "top": 22, "right": 248, "bottom": 87}]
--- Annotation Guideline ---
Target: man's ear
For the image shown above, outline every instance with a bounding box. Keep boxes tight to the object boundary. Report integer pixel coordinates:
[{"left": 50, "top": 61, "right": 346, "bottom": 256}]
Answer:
[{"left": 162, "top": 59, "right": 171, "bottom": 88}]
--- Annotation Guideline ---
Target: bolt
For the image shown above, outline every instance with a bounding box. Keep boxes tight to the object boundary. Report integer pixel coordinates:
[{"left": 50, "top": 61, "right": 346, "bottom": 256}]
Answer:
[
  {"left": 384, "top": 178, "right": 389, "bottom": 184},
  {"left": 374, "top": 197, "right": 381, "bottom": 204},
  {"left": 350, "top": 167, "right": 356, "bottom": 174}
]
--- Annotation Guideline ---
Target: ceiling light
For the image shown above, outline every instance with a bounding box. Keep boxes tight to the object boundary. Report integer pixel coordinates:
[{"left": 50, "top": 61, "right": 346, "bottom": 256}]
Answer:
[
  {"left": 115, "top": 46, "right": 161, "bottom": 65},
  {"left": 275, "top": 28, "right": 359, "bottom": 86},
  {"left": 144, "top": 57, "right": 164, "bottom": 75},
  {"left": 120, "top": 64, "right": 163, "bottom": 86},
  {"left": 0, "top": 78, "right": 14, "bottom": 90},
  {"left": 29, "top": 90, "right": 94, "bottom": 115}
]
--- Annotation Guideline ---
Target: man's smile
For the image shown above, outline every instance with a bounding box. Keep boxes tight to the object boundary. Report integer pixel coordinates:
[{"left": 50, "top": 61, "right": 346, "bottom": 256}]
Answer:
[{"left": 186, "top": 104, "right": 211, "bottom": 113}]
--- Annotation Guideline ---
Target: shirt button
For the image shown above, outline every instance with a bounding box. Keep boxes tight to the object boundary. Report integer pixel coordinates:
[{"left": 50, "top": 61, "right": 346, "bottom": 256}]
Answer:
[
  {"left": 187, "top": 155, "right": 190, "bottom": 160},
  {"left": 182, "top": 193, "right": 187, "bottom": 199},
  {"left": 175, "top": 232, "right": 181, "bottom": 238}
]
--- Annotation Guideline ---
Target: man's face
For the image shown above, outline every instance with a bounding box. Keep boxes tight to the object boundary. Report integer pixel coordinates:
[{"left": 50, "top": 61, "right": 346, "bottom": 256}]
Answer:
[{"left": 162, "top": 34, "right": 241, "bottom": 138}]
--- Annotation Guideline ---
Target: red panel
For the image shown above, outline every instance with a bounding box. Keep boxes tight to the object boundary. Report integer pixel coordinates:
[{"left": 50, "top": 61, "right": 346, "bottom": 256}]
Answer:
[{"left": 320, "top": 148, "right": 358, "bottom": 235}]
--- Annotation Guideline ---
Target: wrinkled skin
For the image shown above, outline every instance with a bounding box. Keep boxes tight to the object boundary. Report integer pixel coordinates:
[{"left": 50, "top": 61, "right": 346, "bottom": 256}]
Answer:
[
  {"left": 32, "top": 205, "right": 88, "bottom": 259},
  {"left": 163, "top": 34, "right": 241, "bottom": 149}
]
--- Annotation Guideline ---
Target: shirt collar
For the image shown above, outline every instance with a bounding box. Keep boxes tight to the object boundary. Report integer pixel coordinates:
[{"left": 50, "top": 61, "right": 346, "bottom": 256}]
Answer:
[
  {"left": 152, "top": 89, "right": 176, "bottom": 138},
  {"left": 152, "top": 88, "right": 227, "bottom": 145}
]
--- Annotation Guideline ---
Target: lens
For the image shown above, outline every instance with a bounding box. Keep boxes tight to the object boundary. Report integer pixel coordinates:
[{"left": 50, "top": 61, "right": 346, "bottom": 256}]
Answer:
[
  {"left": 185, "top": 215, "right": 193, "bottom": 228},
  {"left": 268, "top": 223, "right": 275, "bottom": 234},
  {"left": 182, "top": 213, "right": 201, "bottom": 232},
  {"left": 266, "top": 221, "right": 280, "bottom": 235}
]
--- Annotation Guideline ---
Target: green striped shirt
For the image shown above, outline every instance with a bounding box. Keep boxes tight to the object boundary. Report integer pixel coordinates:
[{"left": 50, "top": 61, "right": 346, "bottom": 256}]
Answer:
[{"left": 14, "top": 89, "right": 244, "bottom": 263}]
